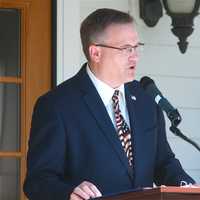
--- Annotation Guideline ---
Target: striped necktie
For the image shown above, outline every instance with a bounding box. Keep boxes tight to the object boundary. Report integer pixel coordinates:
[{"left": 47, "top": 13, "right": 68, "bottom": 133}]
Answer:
[{"left": 112, "top": 90, "right": 133, "bottom": 166}]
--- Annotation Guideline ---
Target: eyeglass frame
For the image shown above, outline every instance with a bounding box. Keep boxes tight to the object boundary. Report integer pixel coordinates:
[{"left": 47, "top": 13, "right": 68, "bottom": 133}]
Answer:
[{"left": 92, "top": 42, "right": 144, "bottom": 55}]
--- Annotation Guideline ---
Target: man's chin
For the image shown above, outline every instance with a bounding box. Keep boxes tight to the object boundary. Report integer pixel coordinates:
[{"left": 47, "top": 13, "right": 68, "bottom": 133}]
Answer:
[
  {"left": 124, "top": 76, "right": 135, "bottom": 84},
  {"left": 128, "top": 73, "right": 135, "bottom": 81}
]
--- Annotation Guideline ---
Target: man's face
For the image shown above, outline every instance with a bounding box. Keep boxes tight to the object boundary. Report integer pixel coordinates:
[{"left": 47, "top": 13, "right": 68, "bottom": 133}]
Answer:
[{"left": 89, "top": 23, "right": 140, "bottom": 87}]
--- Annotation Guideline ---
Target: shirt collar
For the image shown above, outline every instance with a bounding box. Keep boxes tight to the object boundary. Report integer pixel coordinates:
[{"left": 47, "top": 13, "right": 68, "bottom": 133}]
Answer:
[{"left": 86, "top": 64, "right": 125, "bottom": 106}]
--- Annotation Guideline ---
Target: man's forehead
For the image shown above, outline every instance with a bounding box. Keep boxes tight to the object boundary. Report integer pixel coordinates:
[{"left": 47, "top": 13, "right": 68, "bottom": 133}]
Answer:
[
  {"left": 105, "top": 22, "right": 135, "bottom": 30},
  {"left": 104, "top": 23, "right": 139, "bottom": 44}
]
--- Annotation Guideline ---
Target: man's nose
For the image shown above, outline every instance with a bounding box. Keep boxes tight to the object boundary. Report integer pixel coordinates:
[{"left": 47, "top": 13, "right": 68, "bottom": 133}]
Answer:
[{"left": 128, "top": 52, "right": 139, "bottom": 63}]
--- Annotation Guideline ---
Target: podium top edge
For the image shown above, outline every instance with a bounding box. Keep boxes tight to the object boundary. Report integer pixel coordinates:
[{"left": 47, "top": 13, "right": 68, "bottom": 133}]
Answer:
[
  {"left": 94, "top": 186, "right": 200, "bottom": 200},
  {"left": 147, "top": 186, "right": 200, "bottom": 193}
]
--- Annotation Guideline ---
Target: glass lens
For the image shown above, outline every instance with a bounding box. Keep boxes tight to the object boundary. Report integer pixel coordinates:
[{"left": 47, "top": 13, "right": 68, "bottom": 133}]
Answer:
[
  {"left": 0, "top": 83, "right": 20, "bottom": 151},
  {"left": 0, "top": 158, "right": 20, "bottom": 200},
  {"left": 0, "top": 9, "right": 21, "bottom": 76},
  {"left": 167, "top": 0, "right": 196, "bottom": 13}
]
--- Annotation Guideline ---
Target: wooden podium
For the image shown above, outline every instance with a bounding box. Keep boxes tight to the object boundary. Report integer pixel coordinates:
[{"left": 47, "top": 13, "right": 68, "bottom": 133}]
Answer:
[{"left": 97, "top": 186, "right": 200, "bottom": 200}]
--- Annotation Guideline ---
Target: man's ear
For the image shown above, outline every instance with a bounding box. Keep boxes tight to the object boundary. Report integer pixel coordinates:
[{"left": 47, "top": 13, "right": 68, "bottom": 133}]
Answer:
[{"left": 89, "top": 45, "right": 101, "bottom": 63}]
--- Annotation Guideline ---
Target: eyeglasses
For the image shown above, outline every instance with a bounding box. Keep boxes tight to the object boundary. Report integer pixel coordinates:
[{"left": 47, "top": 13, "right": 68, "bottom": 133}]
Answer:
[{"left": 93, "top": 42, "right": 144, "bottom": 55}]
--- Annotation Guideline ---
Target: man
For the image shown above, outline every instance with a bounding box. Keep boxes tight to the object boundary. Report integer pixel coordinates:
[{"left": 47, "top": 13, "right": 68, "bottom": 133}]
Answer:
[{"left": 23, "top": 8, "right": 195, "bottom": 200}]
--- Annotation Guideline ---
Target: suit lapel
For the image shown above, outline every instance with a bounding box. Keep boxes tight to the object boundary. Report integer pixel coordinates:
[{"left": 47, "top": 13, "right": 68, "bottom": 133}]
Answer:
[
  {"left": 77, "top": 65, "right": 133, "bottom": 181},
  {"left": 125, "top": 82, "right": 150, "bottom": 185}
]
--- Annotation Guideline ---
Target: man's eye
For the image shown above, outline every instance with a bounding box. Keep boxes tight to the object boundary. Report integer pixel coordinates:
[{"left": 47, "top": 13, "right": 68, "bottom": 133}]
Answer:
[{"left": 127, "top": 47, "right": 133, "bottom": 52}]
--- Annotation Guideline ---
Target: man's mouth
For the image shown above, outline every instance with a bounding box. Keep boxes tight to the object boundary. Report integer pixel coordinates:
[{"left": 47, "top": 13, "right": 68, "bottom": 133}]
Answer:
[{"left": 129, "top": 65, "right": 135, "bottom": 70}]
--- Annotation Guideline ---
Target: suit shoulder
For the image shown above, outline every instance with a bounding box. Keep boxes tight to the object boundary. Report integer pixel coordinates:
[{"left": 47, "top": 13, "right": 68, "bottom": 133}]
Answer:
[{"left": 35, "top": 73, "right": 81, "bottom": 108}]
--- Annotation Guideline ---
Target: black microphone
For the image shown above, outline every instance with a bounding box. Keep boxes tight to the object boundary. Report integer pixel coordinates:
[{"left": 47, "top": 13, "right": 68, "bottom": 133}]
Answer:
[
  {"left": 140, "top": 76, "right": 182, "bottom": 127},
  {"left": 140, "top": 76, "right": 200, "bottom": 152}
]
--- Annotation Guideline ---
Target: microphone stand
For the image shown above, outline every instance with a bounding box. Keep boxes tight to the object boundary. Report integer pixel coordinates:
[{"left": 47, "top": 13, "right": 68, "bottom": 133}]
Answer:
[
  {"left": 170, "top": 125, "right": 200, "bottom": 152},
  {"left": 168, "top": 109, "right": 200, "bottom": 152}
]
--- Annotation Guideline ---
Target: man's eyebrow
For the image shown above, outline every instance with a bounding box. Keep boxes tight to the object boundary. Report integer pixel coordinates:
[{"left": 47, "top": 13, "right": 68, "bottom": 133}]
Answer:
[{"left": 120, "top": 43, "right": 141, "bottom": 47}]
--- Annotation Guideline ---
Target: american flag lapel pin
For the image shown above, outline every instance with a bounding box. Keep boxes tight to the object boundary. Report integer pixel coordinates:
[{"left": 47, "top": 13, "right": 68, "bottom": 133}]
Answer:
[{"left": 131, "top": 95, "right": 136, "bottom": 101}]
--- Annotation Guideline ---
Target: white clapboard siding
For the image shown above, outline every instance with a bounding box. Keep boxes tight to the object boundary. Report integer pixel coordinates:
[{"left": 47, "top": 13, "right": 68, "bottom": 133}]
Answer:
[
  {"left": 135, "top": 76, "right": 200, "bottom": 108},
  {"left": 131, "top": 0, "right": 200, "bottom": 183},
  {"left": 130, "top": 0, "right": 200, "bottom": 46},
  {"left": 136, "top": 45, "right": 200, "bottom": 77},
  {"left": 80, "top": 0, "right": 129, "bottom": 16},
  {"left": 137, "top": 15, "right": 200, "bottom": 46},
  {"left": 186, "top": 170, "right": 200, "bottom": 184},
  {"left": 57, "top": 0, "right": 81, "bottom": 83},
  {"left": 167, "top": 137, "right": 200, "bottom": 170},
  {"left": 165, "top": 109, "right": 200, "bottom": 139}
]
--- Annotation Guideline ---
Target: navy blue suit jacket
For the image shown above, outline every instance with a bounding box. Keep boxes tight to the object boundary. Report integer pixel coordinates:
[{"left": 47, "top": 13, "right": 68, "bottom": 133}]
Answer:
[{"left": 24, "top": 63, "right": 195, "bottom": 200}]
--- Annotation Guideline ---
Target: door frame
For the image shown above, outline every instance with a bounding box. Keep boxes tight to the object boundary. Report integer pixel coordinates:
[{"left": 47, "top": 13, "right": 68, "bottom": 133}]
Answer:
[{"left": 0, "top": 0, "right": 52, "bottom": 199}]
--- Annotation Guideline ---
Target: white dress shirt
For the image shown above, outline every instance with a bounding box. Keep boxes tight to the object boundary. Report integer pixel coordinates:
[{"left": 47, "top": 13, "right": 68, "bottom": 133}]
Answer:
[{"left": 86, "top": 64, "right": 130, "bottom": 129}]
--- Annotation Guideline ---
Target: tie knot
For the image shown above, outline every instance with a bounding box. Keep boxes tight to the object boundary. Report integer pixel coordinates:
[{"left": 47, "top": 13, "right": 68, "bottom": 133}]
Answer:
[{"left": 112, "top": 90, "right": 120, "bottom": 103}]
